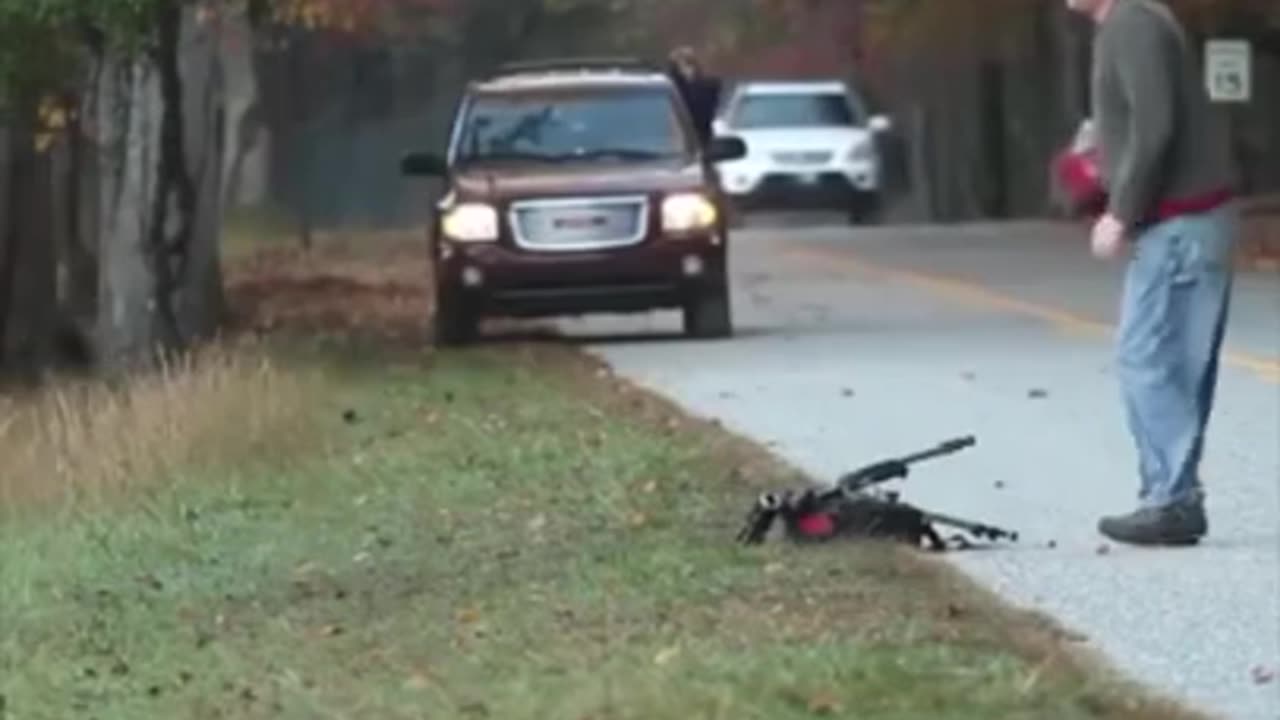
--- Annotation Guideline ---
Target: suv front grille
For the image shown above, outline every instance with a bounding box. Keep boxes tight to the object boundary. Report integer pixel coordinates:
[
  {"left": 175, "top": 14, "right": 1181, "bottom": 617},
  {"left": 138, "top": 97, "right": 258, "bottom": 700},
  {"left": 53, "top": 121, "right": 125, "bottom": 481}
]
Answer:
[
  {"left": 772, "top": 150, "right": 833, "bottom": 166},
  {"left": 509, "top": 195, "right": 649, "bottom": 252}
]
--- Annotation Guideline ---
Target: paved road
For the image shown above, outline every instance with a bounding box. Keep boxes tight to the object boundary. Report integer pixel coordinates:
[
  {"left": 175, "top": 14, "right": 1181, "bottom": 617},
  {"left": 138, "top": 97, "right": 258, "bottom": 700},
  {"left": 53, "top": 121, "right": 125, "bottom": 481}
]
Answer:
[{"left": 563, "top": 219, "right": 1280, "bottom": 720}]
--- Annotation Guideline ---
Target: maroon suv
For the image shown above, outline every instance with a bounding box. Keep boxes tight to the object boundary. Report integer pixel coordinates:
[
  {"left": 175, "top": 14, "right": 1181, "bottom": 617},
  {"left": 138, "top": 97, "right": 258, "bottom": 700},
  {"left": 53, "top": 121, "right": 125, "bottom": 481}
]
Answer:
[{"left": 400, "top": 58, "right": 748, "bottom": 346}]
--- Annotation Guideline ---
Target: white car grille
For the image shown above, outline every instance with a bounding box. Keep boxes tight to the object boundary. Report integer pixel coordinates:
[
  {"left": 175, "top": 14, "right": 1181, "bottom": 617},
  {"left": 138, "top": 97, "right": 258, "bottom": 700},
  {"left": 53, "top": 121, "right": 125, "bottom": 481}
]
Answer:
[
  {"left": 509, "top": 196, "right": 649, "bottom": 252},
  {"left": 771, "top": 150, "right": 833, "bottom": 166}
]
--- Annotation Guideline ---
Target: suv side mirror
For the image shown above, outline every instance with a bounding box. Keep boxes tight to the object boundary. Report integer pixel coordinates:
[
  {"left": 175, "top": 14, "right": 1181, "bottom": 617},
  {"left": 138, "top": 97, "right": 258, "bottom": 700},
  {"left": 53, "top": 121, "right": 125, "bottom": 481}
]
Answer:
[
  {"left": 868, "top": 115, "right": 893, "bottom": 134},
  {"left": 707, "top": 135, "right": 747, "bottom": 163},
  {"left": 401, "top": 151, "right": 447, "bottom": 177}
]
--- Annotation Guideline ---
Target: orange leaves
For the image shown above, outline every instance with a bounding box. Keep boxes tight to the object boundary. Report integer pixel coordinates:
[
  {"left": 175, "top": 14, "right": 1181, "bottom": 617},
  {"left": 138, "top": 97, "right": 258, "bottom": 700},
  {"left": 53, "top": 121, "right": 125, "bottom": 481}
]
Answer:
[
  {"left": 33, "top": 94, "right": 71, "bottom": 154},
  {"left": 270, "top": 0, "right": 362, "bottom": 32},
  {"left": 265, "top": 0, "right": 454, "bottom": 36}
]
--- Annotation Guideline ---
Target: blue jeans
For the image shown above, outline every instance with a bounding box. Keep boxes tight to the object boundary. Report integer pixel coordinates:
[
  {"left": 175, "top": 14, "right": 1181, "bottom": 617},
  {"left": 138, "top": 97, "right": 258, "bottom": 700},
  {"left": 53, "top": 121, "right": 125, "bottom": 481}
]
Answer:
[{"left": 1116, "top": 203, "right": 1237, "bottom": 509}]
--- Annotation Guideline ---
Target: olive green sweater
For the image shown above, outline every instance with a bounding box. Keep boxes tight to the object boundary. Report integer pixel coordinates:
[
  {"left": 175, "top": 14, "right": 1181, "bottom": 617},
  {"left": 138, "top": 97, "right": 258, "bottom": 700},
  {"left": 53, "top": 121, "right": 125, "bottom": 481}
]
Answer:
[{"left": 1091, "top": 0, "right": 1236, "bottom": 228}]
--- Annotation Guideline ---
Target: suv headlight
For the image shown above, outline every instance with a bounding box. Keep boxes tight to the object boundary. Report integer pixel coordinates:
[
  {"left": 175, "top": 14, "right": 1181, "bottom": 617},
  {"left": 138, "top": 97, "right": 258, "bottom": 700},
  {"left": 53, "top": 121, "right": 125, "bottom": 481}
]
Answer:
[
  {"left": 441, "top": 203, "right": 499, "bottom": 242},
  {"left": 662, "top": 193, "right": 718, "bottom": 232}
]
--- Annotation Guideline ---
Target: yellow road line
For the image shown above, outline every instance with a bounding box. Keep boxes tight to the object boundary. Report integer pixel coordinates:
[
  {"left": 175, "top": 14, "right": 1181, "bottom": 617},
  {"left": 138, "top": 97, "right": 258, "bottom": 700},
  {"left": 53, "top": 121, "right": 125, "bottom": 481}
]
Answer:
[{"left": 783, "top": 244, "right": 1280, "bottom": 385}]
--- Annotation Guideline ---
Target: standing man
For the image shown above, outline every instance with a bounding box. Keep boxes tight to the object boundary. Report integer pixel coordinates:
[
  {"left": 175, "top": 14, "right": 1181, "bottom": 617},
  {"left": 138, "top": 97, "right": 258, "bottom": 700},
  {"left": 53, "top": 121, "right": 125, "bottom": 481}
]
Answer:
[
  {"left": 666, "top": 46, "right": 722, "bottom": 148},
  {"left": 1066, "top": 0, "right": 1238, "bottom": 545}
]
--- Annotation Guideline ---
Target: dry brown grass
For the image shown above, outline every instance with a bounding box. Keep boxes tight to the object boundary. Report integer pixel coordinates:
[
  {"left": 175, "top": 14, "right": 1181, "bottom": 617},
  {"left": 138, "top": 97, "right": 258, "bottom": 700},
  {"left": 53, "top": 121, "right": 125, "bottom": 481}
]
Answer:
[
  {"left": 0, "top": 338, "right": 320, "bottom": 515},
  {"left": 224, "top": 230, "right": 433, "bottom": 345},
  {"left": 0, "top": 230, "right": 426, "bottom": 518}
]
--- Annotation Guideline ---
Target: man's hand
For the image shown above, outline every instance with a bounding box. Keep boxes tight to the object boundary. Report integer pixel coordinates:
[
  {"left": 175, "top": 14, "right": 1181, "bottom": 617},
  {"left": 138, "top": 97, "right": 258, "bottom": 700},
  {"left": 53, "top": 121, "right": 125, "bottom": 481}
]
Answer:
[{"left": 1090, "top": 213, "right": 1128, "bottom": 260}]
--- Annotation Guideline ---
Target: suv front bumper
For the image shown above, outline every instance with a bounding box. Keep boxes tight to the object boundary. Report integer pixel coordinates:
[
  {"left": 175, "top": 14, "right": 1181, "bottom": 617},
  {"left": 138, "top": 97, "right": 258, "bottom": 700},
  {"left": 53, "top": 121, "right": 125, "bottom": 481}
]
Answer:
[{"left": 435, "top": 235, "right": 726, "bottom": 317}]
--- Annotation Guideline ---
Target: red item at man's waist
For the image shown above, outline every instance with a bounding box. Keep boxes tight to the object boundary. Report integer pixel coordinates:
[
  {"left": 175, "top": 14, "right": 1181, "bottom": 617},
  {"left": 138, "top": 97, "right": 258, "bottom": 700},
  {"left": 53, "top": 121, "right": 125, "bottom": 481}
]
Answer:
[
  {"left": 1052, "top": 144, "right": 1234, "bottom": 224},
  {"left": 1146, "top": 187, "right": 1235, "bottom": 225}
]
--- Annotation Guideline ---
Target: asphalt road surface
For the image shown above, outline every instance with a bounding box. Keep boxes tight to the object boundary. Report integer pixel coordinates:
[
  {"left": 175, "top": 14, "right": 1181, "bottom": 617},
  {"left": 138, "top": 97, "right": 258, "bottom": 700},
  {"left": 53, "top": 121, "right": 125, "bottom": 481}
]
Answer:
[{"left": 561, "top": 217, "right": 1280, "bottom": 720}]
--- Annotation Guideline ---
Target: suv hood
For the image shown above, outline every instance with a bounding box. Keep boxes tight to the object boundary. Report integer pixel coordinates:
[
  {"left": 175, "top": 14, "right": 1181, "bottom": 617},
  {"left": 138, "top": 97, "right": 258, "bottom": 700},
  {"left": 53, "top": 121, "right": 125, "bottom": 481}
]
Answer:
[{"left": 453, "top": 159, "right": 705, "bottom": 202}]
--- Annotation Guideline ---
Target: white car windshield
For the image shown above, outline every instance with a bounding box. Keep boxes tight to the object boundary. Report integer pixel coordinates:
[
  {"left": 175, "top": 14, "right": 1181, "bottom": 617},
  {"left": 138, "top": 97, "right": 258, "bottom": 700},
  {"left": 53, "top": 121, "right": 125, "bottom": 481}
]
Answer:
[
  {"left": 456, "top": 87, "right": 692, "bottom": 163},
  {"left": 731, "top": 92, "right": 862, "bottom": 129}
]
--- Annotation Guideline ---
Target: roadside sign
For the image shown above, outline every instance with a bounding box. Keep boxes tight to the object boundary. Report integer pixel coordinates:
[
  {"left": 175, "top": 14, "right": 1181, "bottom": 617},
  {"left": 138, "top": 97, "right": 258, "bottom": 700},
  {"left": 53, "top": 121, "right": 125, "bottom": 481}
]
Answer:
[{"left": 1205, "top": 39, "right": 1251, "bottom": 103}]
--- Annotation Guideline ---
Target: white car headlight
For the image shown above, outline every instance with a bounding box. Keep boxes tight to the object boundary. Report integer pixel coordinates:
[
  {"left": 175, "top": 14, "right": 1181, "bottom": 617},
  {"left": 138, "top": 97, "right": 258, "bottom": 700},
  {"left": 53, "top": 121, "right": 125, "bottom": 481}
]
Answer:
[
  {"left": 441, "top": 203, "right": 499, "bottom": 242},
  {"left": 662, "top": 193, "right": 718, "bottom": 232},
  {"left": 847, "top": 141, "right": 875, "bottom": 163}
]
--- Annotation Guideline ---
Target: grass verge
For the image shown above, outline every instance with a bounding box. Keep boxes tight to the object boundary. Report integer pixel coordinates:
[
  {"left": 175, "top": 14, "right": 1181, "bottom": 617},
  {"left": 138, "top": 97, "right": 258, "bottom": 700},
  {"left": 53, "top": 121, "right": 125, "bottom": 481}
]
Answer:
[{"left": 0, "top": 232, "right": 1209, "bottom": 720}]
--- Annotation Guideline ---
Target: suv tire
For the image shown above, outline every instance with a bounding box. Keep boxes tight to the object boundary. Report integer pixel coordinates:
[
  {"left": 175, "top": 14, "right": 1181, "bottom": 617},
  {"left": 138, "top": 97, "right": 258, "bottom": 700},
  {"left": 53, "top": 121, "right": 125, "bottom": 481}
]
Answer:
[
  {"left": 432, "top": 289, "right": 477, "bottom": 347},
  {"left": 684, "top": 283, "right": 733, "bottom": 339},
  {"left": 848, "top": 193, "right": 883, "bottom": 225}
]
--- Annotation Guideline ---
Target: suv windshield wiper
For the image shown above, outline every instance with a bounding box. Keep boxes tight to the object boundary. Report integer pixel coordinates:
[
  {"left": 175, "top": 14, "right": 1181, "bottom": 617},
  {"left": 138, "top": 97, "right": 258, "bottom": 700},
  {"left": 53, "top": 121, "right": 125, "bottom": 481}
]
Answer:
[
  {"left": 458, "top": 151, "right": 569, "bottom": 164},
  {"left": 555, "top": 148, "right": 674, "bottom": 161}
]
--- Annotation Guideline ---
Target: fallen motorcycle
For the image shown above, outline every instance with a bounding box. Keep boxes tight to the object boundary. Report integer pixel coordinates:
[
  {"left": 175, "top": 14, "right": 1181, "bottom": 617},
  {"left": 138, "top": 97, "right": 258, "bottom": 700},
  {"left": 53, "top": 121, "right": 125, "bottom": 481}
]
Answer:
[{"left": 736, "top": 436, "right": 1019, "bottom": 551}]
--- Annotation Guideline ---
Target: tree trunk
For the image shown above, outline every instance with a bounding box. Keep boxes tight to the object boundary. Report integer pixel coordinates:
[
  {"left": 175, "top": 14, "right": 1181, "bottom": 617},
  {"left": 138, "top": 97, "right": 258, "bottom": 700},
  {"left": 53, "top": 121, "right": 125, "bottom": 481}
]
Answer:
[
  {"left": 93, "top": 56, "right": 166, "bottom": 373},
  {"left": 0, "top": 122, "right": 60, "bottom": 381},
  {"left": 174, "top": 2, "right": 228, "bottom": 340},
  {"left": 92, "top": 3, "right": 228, "bottom": 373}
]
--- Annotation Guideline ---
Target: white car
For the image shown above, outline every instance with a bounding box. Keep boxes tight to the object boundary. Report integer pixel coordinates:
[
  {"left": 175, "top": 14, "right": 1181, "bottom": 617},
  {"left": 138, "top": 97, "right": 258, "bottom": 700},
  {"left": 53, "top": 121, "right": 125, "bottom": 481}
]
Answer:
[{"left": 712, "top": 80, "right": 891, "bottom": 223}]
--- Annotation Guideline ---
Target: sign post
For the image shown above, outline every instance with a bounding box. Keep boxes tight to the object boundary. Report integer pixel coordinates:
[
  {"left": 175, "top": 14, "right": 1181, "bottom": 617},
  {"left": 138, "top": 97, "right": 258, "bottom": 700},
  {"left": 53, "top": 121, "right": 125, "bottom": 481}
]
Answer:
[{"left": 1204, "top": 39, "right": 1252, "bottom": 103}]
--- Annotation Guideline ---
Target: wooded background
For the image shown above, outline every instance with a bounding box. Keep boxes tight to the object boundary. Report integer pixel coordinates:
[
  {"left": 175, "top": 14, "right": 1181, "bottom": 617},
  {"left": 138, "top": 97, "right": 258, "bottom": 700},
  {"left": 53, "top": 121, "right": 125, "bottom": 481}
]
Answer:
[{"left": 1, "top": 0, "right": 1276, "bottom": 381}]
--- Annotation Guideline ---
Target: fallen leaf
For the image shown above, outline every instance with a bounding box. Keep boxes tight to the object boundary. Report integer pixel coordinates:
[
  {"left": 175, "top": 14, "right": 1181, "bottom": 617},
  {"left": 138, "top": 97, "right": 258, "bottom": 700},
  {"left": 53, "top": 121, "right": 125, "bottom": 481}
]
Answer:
[
  {"left": 764, "top": 562, "right": 785, "bottom": 575},
  {"left": 321, "top": 624, "right": 344, "bottom": 637},
  {"left": 807, "top": 691, "right": 843, "bottom": 715},
  {"left": 405, "top": 672, "right": 431, "bottom": 690},
  {"left": 457, "top": 608, "right": 481, "bottom": 625},
  {"left": 654, "top": 647, "right": 680, "bottom": 666},
  {"left": 137, "top": 574, "right": 165, "bottom": 591},
  {"left": 628, "top": 512, "right": 649, "bottom": 529},
  {"left": 642, "top": 480, "right": 658, "bottom": 494},
  {"left": 527, "top": 514, "right": 547, "bottom": 532}
]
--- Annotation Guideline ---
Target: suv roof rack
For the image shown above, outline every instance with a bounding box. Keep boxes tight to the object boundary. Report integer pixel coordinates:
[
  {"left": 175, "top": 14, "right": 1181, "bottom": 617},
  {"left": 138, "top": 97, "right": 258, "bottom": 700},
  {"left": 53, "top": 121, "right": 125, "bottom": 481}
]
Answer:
[{"left": 492, "top": 56, "right": 661, "bottom": 77}]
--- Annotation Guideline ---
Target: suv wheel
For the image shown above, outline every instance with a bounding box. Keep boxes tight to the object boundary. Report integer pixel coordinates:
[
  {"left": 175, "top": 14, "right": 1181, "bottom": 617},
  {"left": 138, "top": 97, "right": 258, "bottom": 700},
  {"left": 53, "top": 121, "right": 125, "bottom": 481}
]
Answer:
[
  {"left": 684, "top": 283, "right": 733, "bottom": 339},
  {"left": 848, "top": 193, "right": 883, "bottom": 225},
  {"left": 432, "top": 289, "right": 478, "bottom": 347}
]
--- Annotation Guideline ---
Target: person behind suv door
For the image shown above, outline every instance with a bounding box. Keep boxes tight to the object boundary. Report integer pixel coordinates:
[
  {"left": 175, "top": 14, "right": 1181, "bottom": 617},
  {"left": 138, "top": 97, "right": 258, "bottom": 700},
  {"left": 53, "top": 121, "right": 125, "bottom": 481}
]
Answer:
[{"left": 666, "top": 47, "right": 722, "bottom": 148}]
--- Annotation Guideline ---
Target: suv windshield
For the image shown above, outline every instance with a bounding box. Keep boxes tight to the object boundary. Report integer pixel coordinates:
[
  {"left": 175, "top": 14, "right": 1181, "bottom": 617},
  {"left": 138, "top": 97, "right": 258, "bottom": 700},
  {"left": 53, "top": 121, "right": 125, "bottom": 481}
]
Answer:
[
  {"left": 730, "top": 91, "right": 862, "bottom": 129},
  {"left": 456, "top": 86, "right": 692, "bottom": 164}
]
